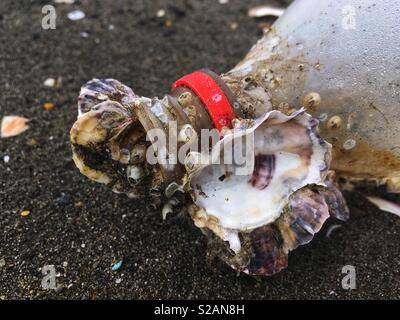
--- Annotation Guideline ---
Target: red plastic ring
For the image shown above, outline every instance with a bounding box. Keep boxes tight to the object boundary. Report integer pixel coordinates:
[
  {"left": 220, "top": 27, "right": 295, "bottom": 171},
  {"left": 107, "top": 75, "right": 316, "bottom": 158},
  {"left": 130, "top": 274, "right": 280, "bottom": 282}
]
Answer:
[{"left": 172, "top": 71, "right": 236, "bottom": 131}]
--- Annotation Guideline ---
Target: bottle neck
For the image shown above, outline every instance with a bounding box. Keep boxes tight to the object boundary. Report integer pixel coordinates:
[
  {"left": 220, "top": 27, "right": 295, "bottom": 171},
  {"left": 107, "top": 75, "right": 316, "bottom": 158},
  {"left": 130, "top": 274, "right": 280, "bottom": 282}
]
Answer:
[
  {"left": 221, "top": 70, "right": 274, "bottom": 120},
  {"left": 131, "top": 69, "right": 241, "bottom": 187}
]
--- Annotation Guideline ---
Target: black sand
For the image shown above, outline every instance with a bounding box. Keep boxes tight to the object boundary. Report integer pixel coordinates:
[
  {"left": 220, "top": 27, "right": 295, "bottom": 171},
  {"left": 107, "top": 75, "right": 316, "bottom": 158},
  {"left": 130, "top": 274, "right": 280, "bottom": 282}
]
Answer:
[{"left": 1, "top": 0, "right": 400, "bottom": 299}]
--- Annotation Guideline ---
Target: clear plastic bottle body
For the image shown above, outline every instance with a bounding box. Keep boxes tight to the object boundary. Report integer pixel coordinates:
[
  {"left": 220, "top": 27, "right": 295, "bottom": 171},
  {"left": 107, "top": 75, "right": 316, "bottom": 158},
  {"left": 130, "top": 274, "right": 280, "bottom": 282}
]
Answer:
[{"left": 226, "top": 0, "right": 400, "bottom": 181}]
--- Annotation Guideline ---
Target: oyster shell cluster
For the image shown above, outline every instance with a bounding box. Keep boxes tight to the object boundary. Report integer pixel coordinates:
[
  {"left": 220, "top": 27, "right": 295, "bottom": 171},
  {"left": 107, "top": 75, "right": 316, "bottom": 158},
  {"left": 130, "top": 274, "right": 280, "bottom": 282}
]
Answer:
[
  {"left": 71, "top": 79, "right": 164, "bottom": 202},
  {"left": 69, "top": 0, "right": 400, "bottom": 276},
  {"left": 70, "top": 78, "right": 349, "bottom": 276}
]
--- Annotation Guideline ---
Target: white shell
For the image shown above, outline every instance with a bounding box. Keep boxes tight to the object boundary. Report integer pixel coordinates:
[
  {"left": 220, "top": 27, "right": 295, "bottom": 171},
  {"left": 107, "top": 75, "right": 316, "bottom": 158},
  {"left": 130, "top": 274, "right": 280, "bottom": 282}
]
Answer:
[{"left": 188, "top": 109, "right": 330, "bottom": 233}]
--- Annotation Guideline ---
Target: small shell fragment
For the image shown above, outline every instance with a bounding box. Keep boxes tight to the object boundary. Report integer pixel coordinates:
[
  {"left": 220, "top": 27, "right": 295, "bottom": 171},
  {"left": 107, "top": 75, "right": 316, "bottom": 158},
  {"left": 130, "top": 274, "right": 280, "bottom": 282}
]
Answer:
[
  {"left": 20, "top": 210, "right": 30, "bottom": 217},
  {"left": 44, "top": 78, "right": 56, "bottom": 87},
  {"left": 67, "top": 10, "right": 85, "bottom": 21},
  {"left": 45, "top": 77, "right": 62, "bottom": 88},
  {"left": 111, "top": 261, "right": 123, "bottom": 271},
  {"left": 54, "top": 0, "right": 75, "bottom": 3},
  {"left": 230, "top": 22, "right": 239, "bottom": 30},
  {"left": 248, "top": 6, "right": 285, "bottom": 18},
  {"left": 1, "top": 116, "right": 29, "bottom": 138},
  {"left": 156, "top": 9, "right": 166, "bottom": 18},
  {"left": 325, "top": 224, "right": 342, "bottom": 238},
  {"left": 26, "top": 138, "right": 38, "bottom": 146},
  {"left": 366, "top": 196, "right": 400, "bottom": 217},
  {"left": 43, "top": 102, "right": 55, "bottom": 110}
]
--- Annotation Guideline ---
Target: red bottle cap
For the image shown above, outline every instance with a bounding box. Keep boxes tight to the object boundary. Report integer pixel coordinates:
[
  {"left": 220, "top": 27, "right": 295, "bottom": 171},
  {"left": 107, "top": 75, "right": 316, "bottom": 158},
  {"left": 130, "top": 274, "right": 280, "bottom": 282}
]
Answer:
[{"left": 172, "top": 70, "right": 236, "bottom": 131}]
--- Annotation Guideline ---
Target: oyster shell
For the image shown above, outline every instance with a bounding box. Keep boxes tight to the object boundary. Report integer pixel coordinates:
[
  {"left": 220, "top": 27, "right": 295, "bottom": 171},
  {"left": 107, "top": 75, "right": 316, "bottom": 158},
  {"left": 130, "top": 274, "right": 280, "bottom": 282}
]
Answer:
[
  {"left": 70, "top": 79, "right": 157, "bottom": 198},
  {"left": 186, "top": 109, "right": 348, "bottom": 275}
]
